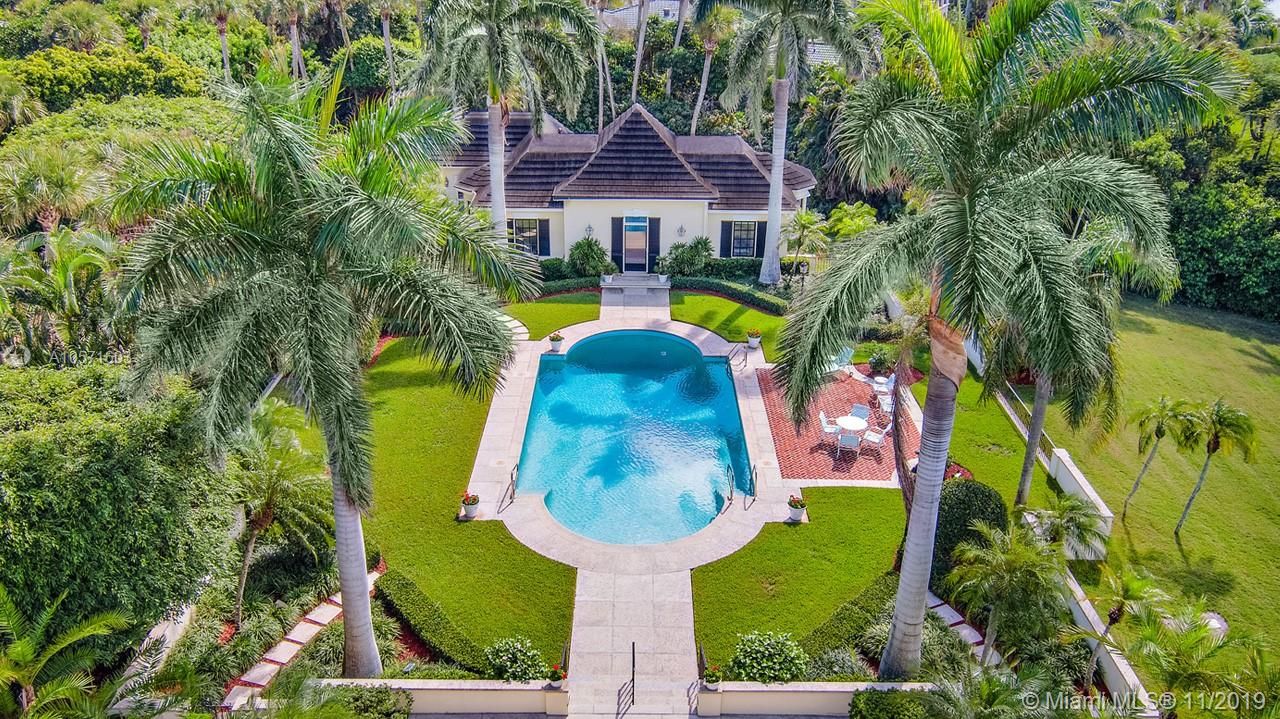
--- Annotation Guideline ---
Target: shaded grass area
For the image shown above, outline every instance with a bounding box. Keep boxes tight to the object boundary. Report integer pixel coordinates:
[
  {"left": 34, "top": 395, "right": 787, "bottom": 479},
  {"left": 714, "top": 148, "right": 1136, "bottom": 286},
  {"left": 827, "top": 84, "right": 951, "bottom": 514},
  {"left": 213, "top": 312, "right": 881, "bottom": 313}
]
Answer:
[
  {"left": 692, "top": 487, "right": 905, "bottom": 664},
  {"left": 504, "top": 291, "right": 600, "bottom": 340},
  {"left": 1027, "top": 297, "right": 1280, "bottom": 646},
  {"left": 670, "top": 291, "right": 786, "bottom": 361},
  {"left": 300, "top": 340, "right": 575, "bottom": 659}
]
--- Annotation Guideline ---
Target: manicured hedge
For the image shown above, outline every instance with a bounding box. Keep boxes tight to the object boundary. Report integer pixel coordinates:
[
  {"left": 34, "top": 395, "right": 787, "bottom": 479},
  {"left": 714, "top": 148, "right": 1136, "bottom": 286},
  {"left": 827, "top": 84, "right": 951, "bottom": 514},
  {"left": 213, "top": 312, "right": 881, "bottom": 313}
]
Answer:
[
  {"left": 930, "top": 480, "right": 1008, "bottom": 594},
  {"left": 700, "top": 257, "right": 762, "bottom": 280},
  {"left": 800, "top": 572, "right": 899, "bottom": 658},
  {"left": 376, "top": 570, "right": 488, "bottom": 672},
  {"left": 670, "top": 277, "right": 789, "bottom": 315},
  {"left": 540, "top": 277, "right": 601, "bottom": 295},
  {"left": 848, "top": 689, "right": 927, "bottom": 719}
]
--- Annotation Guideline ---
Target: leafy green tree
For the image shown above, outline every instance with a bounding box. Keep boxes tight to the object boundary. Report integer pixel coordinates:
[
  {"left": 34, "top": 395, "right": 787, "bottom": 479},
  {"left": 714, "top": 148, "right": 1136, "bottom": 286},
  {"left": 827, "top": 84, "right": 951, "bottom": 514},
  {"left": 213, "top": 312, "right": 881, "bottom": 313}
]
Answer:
[
  {"left": 694, "top": 0, "right": 871, "bottom": 285},
  {"left": 229, "top": 399, "right": 332, "bottom": 629},
  {"left": 949, "top": 522, "right": 1067, "bottom": 666},
  {"left": 43, "top": 1, "right": 123, "bottom": 51},
  {"left": 0, "top": 584, "right": 129, "bottom": 716},
  {"left": 1174, "top": 398, "right": 1257, "bottom": 535},
  {"left": 688, "top": 5, "right": 736, "bottom": 135},
  {"left": 421, "top": 0, "right": 598, "bottom": 233},
  {"left": 824, "top": 201, "right": 876, "bottom": 242},
  {"left": 1123, "top": 395, "right": 1195, "bottom": 519},
  {"left": 778, "top": 0, "right": 1232, "bottom": 677},
  {"left": 115, "top": 72, "right": 536, "bottom": 677}
]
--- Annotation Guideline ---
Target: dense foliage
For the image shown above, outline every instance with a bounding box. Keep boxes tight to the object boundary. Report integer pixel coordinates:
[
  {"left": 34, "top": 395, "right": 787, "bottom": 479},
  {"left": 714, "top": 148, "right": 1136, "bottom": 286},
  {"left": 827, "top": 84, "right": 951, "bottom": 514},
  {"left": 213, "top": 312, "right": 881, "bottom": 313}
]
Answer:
[
  {"left": 4, "top": 45, "right": 204, "bottom": 112},
  {"left": 0, "top": 363, "right": 230, "bottom": 655},
  {"left": 930, "top": 480, "right": 1009, "bottom": 593},
  {"left": 726, "top": 631, "right": 809, "bottom": 683}
]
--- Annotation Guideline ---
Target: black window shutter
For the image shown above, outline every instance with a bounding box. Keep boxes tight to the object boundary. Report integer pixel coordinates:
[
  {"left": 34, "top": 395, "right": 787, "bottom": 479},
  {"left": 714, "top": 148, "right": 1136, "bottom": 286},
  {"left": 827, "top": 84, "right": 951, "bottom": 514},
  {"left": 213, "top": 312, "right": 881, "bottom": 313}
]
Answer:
[
  {"left": 506, "top": 219, "right": 514, "bottom": 243},
  {"left": 610, "top": 217, "right": 624, "bottom": 270},
  {"left": 537, "top": 219, "right": 550, "bottom": 257},
  {"left": 755, "top": 221, "right": 767, "bottom": 258},
  {"left": 647, "top": 217, "right": 661, "bottom": 272},
  {"left": 720, "top": 221, "right": 732, "bottom": 258}
]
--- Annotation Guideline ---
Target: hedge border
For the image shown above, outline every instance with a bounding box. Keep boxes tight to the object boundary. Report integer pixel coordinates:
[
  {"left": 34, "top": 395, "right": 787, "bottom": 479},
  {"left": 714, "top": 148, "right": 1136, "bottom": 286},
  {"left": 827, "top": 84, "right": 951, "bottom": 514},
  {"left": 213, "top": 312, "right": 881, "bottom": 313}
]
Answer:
[
  {"left": 375, "top": 570, "right": 488, "bottom": 672},
  {"left": 669, "top": 277, "right": 789, "bottom": 315},
  {"left": 539, "top": 277, "right": 601, "bottom": 295},
  {"left": 799, "top": 572, "right": 899, "bottom": 659}
]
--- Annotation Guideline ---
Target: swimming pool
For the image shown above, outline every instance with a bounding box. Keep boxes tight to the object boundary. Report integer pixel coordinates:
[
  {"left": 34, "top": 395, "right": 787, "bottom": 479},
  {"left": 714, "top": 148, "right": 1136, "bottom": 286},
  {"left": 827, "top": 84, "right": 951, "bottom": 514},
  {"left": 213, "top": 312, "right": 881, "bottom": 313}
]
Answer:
[{"left": 517, "top": 330, "right": 752, "bottom": 545}]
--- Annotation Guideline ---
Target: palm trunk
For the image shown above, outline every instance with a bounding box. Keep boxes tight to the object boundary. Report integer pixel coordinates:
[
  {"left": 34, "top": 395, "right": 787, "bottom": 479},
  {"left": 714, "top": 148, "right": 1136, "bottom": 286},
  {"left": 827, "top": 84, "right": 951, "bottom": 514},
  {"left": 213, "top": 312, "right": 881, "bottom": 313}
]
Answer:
[
  {"left": 758, "top": 77, "right": 788, "bottom": 286},
  {"left": 20, "top": 685, "right": 34, "bottom": 710},
  {"left": 290, "top": 21, "right": 308, "bottom": 80},
  {"left": 892, "top": 350, "right": 914, "bottom": 514},
  {"left": 1123, "top": 437, "right": 1160, "bottom": 520},
  {"left": 664, "top": 0, "right": 689, "bottom": 97},
  {"left": 880, "top": 318, "right": 967, "bottom": 679},
  {"left": 1174, "top": 451, "right": 1213, "bottom": 535},
  {"left": 336, "top": 0, "right": 351, "bottom": 49},
  {"left": 140, "top": 24, "right": 151, "bottom": 49},
  {"left": 218, "top": 17, "right": 231, "bottom": 82},
  {"left": 690, "top": 48, "right": 712, "bottom": 134},
  {"left": 487, "top": 101, "right": 508, "bottom": 233},
  {"left": 1084, "top": 619, "right": 1117, "bottom": 689},
  {"left": 381, "top": 11, "right": 397, "bottom": 96},
  {"left": 979, "top": 605, "right": 1000, "bottom": 666},
  {"left": 330, "top": 473, "right": 381, "bottom": 676},
  {"left": 1015, "top": 373, "right": 1051, "bottom": 506},
  {"left": 597, "top": 46, "right": 606, "bottom": 132},
  {"left": 234, "top": 527, "right": 260, "bottom": 629},
  {"left": 630, "top": 0, "right": 649, "bottom": 103}
]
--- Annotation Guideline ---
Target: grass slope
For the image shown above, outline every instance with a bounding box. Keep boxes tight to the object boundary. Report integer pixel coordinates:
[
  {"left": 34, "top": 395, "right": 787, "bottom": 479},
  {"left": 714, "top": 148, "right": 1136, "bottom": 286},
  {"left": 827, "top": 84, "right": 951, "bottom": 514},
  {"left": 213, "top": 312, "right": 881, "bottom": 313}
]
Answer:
[
  {"left": 504, "top": 292, "right": 600, "bottom": 339},
  {"left": 692, "top": 487, "right": 904, "bottom": 664},
  {"left": 670, "top": 291, "right": 786, "bottom": 361}
]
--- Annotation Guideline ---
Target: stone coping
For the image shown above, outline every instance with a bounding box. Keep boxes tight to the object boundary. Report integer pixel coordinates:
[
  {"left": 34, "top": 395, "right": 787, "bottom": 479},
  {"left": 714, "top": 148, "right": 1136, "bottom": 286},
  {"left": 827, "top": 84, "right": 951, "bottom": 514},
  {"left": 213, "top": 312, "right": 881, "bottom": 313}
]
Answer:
[{"left": 464, "top": 318, "right": 790, "bottom": 573}]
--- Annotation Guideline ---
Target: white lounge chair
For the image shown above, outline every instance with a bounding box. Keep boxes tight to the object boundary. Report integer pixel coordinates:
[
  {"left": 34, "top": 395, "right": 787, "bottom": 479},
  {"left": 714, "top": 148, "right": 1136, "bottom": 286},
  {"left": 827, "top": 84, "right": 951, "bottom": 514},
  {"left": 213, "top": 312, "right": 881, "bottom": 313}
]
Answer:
[
  {"left": 836, "top": 433, "right": 861, "bottom": 459},
  {"left": 818, "top": 411, "right": 842, "bottom": 442}
]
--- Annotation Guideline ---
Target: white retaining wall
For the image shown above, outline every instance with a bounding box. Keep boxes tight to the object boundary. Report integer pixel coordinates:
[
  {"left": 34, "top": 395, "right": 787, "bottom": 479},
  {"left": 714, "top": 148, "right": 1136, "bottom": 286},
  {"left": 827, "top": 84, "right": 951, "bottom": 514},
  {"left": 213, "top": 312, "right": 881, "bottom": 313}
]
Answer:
[
  {"left": 697, "top": 681, "right": 935, "bottom": 717},
  {"left": 316, "top": 678, "right": 569, "bottom": 716}
]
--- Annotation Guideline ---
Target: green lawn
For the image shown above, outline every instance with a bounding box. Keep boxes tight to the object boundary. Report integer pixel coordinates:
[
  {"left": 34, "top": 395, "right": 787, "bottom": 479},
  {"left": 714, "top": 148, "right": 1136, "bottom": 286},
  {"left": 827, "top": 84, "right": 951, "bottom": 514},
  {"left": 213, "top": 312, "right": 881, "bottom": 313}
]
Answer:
[
  {"left": 692, "top": 487, "right": 905, "bottom": 664},
  {"left": 305, "top": 340, "right": 576, "bottom": 658},
  {"left": 1029, "top": 297, "right": 1280, "bottom": 645},
  {"left": 504, "top": 291, "right": 600, "bottom": 339},
  {"left": 670, "top": 291, "right": 786, "bottom": 361}
]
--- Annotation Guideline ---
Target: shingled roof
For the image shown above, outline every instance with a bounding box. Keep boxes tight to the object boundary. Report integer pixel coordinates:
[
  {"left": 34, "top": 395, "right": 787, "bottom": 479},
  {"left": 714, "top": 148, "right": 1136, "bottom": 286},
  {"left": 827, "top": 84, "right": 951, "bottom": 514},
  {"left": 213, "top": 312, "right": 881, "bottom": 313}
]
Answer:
[
  {"left": 450, "top": 111, "right": 568, "bottom": 168},
  {"left": 450, "top": 104, "right": 816, "bottom": 210}
]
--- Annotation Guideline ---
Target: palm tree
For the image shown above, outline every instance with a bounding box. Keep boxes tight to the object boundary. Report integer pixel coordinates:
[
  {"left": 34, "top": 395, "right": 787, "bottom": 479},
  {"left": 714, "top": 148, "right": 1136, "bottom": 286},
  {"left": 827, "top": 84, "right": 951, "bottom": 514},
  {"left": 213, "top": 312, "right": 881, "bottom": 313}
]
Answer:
[
  {"left": 0, "top": 584, "right": 129, "bottom": 714},
  {"left": 331, "top": 0, "right": 352, "bottom": 49},
  {"left": 1093, "top": 0, "right": 1177, "bottom": 38},
  {"left": 777, "top": 0, "right": 1234, "bottom": 677},
  {"left": 1121, "top": 602, "right": 1246, "bottom": 718},
  {"left": 782, "top": 209, "right": 827, "bottom": 273},
  {"left": 1124, "top": 395, "right": 1194, "bottom": 520},
  {"left": 1075, "top": 566, "right": 1168, "bottom": 691},
  {"left": 1031, "top": 491, "right": 1107, "bottom": 555},
  {"left": 1174, "top": 398, "right": 1257, "bottom": 535},
  {"left": 629, "top": 0, "right": 650, "bottom": 103},
  {"left": 116, "top": 0, "right": 170, "bottom": 49},
  {"left": 422, "top": 0, "right": 598, "bottom": 233},
  {"left": 229, "top": 399, "right": 332, "bottom": 629},
  {"left": 371, "top": 0, "right": 405, "bottom": 96},
  {"left": 274, "top": 0, "right": 312, "bottom": 80},
  {"left": 187, "top": 0, "right": 243, "bottom": 81},
  {"left": 695, "top": 0, "right": 870, "bottom": 286},
  {"left": 0, "top": 73, "right": 45, "bottom": 136},
  {"left": 114, "top": 72, "right": 537, "bottom": 678},
  {"left": 62, "top": 640, "right": 199, "bottom": 719},
  {"left": 0, "top": 146, "right": 102, "bottom": 235},
  {"left": 1230, "top": 647, "right": 1280, "bottom": 719},
  {"left": 664, "top": 0, "right": 690, "bottom": 97},
  {"left": 921, "top": 665, "right": 1057, "bottom": 718},
  {"left": 689, "top": 5, "right": 736, "bottom": 135},
  {"left": 2, "top": 229, "right": 115, "bottom": 352},
  {"left": 948, "top": 522, "right": 1067, "bottom": 666},
  {"left": 43, "top": 1, "right": 124, "bottom": 51}
]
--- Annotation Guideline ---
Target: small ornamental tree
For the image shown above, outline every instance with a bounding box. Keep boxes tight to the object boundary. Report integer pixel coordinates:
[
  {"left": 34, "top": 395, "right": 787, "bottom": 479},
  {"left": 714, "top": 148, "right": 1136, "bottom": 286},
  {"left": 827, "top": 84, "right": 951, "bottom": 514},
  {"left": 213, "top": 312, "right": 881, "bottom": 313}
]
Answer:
[{"left": 726, "top": 631, "right": 808, "bottom": 683}]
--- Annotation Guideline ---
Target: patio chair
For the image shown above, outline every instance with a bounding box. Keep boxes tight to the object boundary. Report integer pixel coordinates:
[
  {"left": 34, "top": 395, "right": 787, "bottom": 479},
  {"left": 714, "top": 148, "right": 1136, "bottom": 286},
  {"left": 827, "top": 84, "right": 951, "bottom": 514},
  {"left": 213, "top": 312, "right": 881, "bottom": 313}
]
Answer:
[
  {"left": 824, "top": 346, "right": 855, "bottom": 375},
  {"left": 818, "top": 411, "right": 842, "bottom": 443},
  {"left": 878, "top": 395, "right": 895, "bottom": 417},
  {"left": 836, "top": 433, "right": 861, "bottom": 459},
  {"left": 861, "top": 429, "right": 888, "bottom": 456},
  {"left": 849, "top": 404, "right": 871, "bottom": 420}
]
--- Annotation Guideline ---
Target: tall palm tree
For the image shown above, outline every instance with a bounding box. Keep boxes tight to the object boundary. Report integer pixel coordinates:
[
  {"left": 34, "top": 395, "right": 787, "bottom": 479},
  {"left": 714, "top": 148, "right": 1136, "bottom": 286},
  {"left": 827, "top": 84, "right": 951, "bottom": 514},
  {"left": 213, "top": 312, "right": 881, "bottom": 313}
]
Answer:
[
  {"left": 1174, "top": 398, "right": 1257, "bottom": 535},
  {"left": 116, "top": 0, "right": 170, "bottom": 49},
  {"left": 664, "top": 0, "right": 690, "bottom": 97},
  {"left": 188, "top": 0, "right": 243, "bottom": 81},
  {"left": 948, "top": 522, "right": 1067, "bottom": 666},
  {"left": 274, "top": 0, "right": 312, "bottom": 80},
  {"left": 42, "top": 1, "right": 124, "bottom": 51},
  {"left": 229, "top": 399, "right": 332, "bottom": 629},
  {"left": 629, "top": 0, "right": 650, "bottom": 103},
  {"left": 422, "top": 0, "right": 598, "bottom": 233},
  {"left": 0, "top": 584, "right": 129, "bottom": 714},
  {"left": 114, "top": 72, "right": 538, "bottom": 677},
  {"left": 695, "top": 0, "right": 870, "bottom": 285},
  {"left": 777, "top": 0, "right": 1234, "bottom": 677},
  {"left": 689, "top": 5, "right": 736, "bottom": 135},
  {"left": 1074, "top": 566, "right": 1168, "bottom": 691},
  {"left": 1124, "top": 395, "right": 1194, "bottom": 520},
  {"left": 372, "top": 0, "right": 406, "bottom": 96},
  {"left": 330, "top": 0, "right": 352, "bottom": 49},
  {"left": 3, "top": 229, "right": 115, "bottom": 353},
  {"left": 0, "top": 73, "right": 45, "bottom": 136},
  {"left": 0, "top": 145, "right": 101, "bottom": 235}
]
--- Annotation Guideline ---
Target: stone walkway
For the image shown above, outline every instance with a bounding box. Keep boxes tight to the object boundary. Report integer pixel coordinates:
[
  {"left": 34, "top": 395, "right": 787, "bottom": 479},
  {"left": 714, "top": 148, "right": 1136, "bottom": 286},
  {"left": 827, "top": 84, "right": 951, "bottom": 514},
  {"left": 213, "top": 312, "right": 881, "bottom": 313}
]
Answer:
[
  {"left": 600, "top": 286, "right": 670, "bottom": 322},
  {"left": 503, "top": 314, "right": 530, "bottom": 341}
]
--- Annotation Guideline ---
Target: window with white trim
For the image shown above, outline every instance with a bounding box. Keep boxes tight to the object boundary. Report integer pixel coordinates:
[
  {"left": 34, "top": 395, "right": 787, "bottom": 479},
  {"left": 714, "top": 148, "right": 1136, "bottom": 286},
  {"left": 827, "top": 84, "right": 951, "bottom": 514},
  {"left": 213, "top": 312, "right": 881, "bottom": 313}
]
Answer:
[
  {"left": 731, "top": 221, "right": 756, "bottom": 257},
  {"left": 511, "top": 218, "right": 539, "bottom": 254}
]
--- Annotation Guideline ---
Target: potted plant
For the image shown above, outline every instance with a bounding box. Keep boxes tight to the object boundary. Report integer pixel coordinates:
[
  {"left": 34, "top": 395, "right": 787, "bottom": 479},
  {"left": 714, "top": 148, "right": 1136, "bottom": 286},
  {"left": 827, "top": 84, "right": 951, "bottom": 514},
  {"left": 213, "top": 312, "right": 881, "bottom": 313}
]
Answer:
[
  {"left": 547, "top": 663, "right": 567, "bottom": 689},
  {"left": 702, "top": 665, "right": 723, "bottom": 690},
  {"left": 786, "top": 495, "right": 806, "bottom": 522},
  {"left": 602, "top": 273, "right": 613, "bottom": 284},
  {"left": 461, "top": 492, "right": 480, "bottom": 519},
  {"left": 549, "top": 332, "right": 565, "bottom": 352},
  {"left": 746, "top": 328, "right": 762, "bottom": 349}
]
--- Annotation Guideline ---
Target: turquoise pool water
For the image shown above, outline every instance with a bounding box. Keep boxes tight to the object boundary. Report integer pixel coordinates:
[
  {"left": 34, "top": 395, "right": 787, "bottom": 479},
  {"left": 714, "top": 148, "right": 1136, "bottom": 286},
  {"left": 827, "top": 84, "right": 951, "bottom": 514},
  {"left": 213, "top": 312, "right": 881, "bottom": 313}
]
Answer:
[{"left": 517, "top": 330, "right": 752, "bottom": 545}]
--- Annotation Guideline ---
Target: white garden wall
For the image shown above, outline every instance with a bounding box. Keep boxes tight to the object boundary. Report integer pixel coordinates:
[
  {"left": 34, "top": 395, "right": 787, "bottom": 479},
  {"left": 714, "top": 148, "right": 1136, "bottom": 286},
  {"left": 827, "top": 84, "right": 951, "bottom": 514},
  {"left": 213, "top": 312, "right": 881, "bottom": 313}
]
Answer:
[
  {"left": 697, "top": 681, "right": 935, "bottom": 717},
  {"left": 316, "top": 678, "right": 569, "bottom": 716}
]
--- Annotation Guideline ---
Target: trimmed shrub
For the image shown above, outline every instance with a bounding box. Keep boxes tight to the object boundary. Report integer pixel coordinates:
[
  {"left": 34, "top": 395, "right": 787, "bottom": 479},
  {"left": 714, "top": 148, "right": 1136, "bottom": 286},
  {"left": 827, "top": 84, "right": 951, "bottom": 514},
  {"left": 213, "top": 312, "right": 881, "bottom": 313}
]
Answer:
[
  {"left": 657, "top": 236, "right": 712, "bottom": 276},
  {"left": 800, "top": 572, "right": 898, "bottom": 658},
  {"left": 567, "top": 238, "right": 617, "bottom": 277},
  {"left": 484, "top": 636, "right": 545, "bottom": 682},
  {"left": 854, "top": 613, "right": 971, "bottom": 678},
  {"left": 930, "top": 480, "right": 1009, "bottom": 593},
  {"left": 376, "top": 570, "right": 488, "bottom": 672},
  {"left": 540, "top": 257, "right": 574, "bottom": 282},
  {"left": 669, "top": 277, "right": 789, "bottom": 315},
  {"left": 867, "top": 346, "right": 893, "bottom": 374},
  {"left": 726, "top": 631, "right": 808, "bottom": 683},
  {"left": 701, "top": 257, "right": 762, "bottom": 280},
  {"left": 805, "top": 648, "right": 874, "bottom": 681},
  {"left": 335, "top": 686, "right": 412, "bottom": 719},
  {"left": 848, "top": 689, "right": 927, "bottom": 719},
  {"left": 540, "top": 277, "right": 600, "bottom": 295},
  {"left": 12, "top": 45, "right": 204, "bottom": 112}
]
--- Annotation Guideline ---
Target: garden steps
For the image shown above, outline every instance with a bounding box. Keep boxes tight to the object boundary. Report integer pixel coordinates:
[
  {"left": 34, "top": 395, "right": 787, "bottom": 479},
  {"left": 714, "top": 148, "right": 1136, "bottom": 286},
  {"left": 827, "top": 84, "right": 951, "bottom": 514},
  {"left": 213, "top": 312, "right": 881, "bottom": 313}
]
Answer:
[
  {"left": 926, "top": 591, "right": 1003, "bottom": 668},
  {"left": 502, "top": 314, "right": 530, "bottom": 342}
]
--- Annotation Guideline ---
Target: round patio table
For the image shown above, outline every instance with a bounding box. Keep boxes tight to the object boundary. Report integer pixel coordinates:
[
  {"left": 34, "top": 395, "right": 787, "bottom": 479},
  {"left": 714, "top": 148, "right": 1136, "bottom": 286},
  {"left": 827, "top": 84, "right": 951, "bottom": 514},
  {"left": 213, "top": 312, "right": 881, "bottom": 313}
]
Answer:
[
  {"left": 873, "top": 376, "right": 891, "bottom": 392},
  {"left": 836, "top": 415, "right": 868, "bottom": 433}
]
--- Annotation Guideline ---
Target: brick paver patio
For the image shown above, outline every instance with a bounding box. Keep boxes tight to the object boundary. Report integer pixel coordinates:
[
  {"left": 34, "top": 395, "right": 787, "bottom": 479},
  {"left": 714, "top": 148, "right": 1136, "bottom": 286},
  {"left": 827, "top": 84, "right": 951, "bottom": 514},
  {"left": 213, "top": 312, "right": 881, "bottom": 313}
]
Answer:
[{"left": 758, "top": 368, "right": 921, "bottom": 481}]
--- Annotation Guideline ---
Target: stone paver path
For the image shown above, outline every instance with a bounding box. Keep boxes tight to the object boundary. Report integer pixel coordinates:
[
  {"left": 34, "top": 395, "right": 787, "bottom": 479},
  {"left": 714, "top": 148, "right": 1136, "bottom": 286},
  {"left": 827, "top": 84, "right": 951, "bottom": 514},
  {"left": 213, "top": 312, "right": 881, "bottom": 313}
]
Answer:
[
  {"left": 568, "top": 570, "right": 697, "bottom": 719},
  {"left": 600, "top": 287, "right": 670, "bottom": 322},
  {"left": 927, "top": 591, "right": 1003, "bottom": 668},
  {"left": 503, "top": 314, "right": 530, "bottom": 342}
]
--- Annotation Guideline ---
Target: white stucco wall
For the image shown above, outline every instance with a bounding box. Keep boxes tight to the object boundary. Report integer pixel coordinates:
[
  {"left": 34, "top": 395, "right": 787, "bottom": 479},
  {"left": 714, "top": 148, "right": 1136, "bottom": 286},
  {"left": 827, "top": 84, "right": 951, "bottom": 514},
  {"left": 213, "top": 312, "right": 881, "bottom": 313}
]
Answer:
[{"left": 558, "top": 201, "right": 794, "bottom": 260}]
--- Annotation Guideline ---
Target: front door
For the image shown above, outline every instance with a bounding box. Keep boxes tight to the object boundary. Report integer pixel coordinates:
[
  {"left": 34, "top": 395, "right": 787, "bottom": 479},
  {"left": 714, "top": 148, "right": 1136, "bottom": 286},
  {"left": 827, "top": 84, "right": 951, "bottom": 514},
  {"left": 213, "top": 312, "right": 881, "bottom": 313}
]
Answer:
[{"left": 623, "top": 216, "right": 648, "bottom": 272}]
